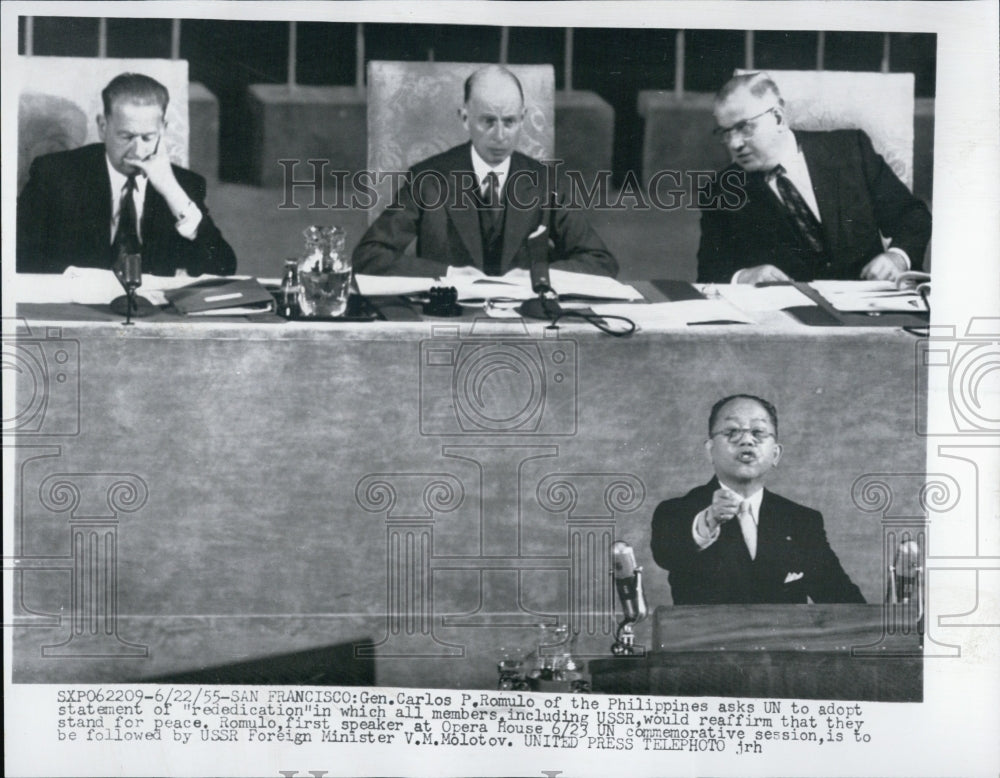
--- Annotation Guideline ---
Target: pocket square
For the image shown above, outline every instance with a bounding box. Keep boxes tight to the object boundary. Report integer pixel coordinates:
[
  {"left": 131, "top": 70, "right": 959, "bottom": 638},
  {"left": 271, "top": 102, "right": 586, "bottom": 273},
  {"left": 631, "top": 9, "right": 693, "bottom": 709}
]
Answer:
[{"left": 783, "top": 571, "right": 804, "bottom": 584}]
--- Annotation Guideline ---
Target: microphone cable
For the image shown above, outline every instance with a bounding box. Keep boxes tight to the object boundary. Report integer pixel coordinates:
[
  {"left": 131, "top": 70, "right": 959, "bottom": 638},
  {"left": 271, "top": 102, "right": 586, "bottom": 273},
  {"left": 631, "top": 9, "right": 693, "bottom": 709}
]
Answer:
[{"left": 546, "top": 307, "right": 637, "bottom": 337}]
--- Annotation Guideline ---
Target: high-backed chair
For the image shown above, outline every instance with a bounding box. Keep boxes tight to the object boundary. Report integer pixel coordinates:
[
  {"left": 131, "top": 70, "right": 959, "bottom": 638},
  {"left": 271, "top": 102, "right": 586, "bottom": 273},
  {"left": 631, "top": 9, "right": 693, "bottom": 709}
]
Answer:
[
  {"left": 366, "top": 61, "right": 555, "bottom": 223},
  {"left": 17, "top": 56, "right": 190, "bottom": 192},
  {"left": 735, "top": 69, "right": 915, "bottom": 191}
]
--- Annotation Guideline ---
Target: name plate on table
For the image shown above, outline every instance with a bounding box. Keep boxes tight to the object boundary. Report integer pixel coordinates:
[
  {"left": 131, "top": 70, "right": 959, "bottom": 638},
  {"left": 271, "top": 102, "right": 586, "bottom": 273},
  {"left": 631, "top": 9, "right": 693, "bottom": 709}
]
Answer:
[{"left": 653, "top": 604, "right": 921, "bottom": 653}]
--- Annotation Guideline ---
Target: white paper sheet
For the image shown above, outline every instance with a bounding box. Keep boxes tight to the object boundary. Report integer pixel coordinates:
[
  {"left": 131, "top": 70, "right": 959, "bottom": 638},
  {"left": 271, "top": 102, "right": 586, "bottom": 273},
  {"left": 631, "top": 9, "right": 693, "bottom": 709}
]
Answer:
[
  {"left": 15, "top": 268, "right": 231, "bottom": 305},
  {"left": 354, "top": 274, "right": 436, "bottom": 296},
  {"left": 591, "top": 300, "right": 756, "bottom": 327},
  {"left": 713, "top": 283, "right": 817, "bottom": 312},
  {"left": 810, "top": 280, "right": 929, "bottom": 312}
]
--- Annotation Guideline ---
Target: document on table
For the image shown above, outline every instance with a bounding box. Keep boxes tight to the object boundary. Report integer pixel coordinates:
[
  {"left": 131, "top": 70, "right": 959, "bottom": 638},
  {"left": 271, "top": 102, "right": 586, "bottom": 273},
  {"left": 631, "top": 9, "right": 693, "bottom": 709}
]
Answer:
[
  {"left": 714, "top": 283, "right": 817, "bottom": 312},
  {"left": 591, "top": 300, "right": 756, "bottom": 327},
  {"left": 810, "top": 280, "right": 929, "bottom": 313},
  {"left": 354, "top": 275, "right": 436, "bottom": 297},
  {"left": 14, "top": 267, "right": 230, "bottom": 306},
  {"left": 443, "top": 267, "right": 642, "bottom": 302}
]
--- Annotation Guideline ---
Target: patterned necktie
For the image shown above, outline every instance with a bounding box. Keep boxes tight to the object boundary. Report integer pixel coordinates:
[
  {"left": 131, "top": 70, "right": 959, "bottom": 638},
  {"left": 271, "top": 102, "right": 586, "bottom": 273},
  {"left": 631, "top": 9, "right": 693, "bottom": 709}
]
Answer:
[
  {"left": 737, "top": 499, "right": 757, "bottom": 560},
  {"left": 482, "top": 172, "right": 503, "bottom": 236},
  {"left": 771, "top": 164, "right": 825, "bottom": 254},
  {"left": 113, "top": 175, "right": 140, "bottom": 255}
]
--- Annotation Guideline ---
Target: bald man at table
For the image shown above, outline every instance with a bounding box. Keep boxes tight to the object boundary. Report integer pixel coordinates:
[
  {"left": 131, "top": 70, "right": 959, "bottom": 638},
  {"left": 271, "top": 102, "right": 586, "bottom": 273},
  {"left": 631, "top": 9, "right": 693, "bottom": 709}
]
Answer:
[{"left": 353, "top": 65, "right": 617, "bottom": 278}]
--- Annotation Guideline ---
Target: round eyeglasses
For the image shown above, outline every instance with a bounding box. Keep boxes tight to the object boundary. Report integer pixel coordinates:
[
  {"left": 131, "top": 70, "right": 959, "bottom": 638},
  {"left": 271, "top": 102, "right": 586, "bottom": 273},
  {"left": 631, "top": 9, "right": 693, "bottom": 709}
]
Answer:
[
  {"left": 711, "top": 427, "right": 776, "bottom": 444},
  {"left": 712, "top": 106, "right": 779, "bottom": 144}
]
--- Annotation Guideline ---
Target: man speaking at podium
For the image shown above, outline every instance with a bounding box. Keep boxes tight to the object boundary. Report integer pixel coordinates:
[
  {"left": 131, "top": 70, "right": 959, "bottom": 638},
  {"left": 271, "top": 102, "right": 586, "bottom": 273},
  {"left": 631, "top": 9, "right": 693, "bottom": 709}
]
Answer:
[
  {"left": 17, "top": 73, "right": 236, "bottom": 276},
  {"left": 651, "top": 395, "right": 865, "bottom": 605},
  {"left": 353, "top": 65, "right": 617, "bottom": 278}
]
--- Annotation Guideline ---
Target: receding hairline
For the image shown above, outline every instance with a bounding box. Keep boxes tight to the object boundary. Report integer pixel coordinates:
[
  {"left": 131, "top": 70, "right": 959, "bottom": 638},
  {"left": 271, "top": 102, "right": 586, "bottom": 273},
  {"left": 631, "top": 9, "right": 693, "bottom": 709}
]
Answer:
[
  {"left": 714, "top": 73, "right": 784, "bottom": 108},
  {"left": 463, "top": 66, "right": 524, "bottom": 106}
]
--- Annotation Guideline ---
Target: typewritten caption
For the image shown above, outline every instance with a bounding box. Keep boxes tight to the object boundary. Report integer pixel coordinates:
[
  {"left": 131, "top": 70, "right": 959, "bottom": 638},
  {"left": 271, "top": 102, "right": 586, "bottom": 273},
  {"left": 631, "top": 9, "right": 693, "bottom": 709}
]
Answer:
[{"left": 52, "top": 687, "right": 874, "bottom": 756}]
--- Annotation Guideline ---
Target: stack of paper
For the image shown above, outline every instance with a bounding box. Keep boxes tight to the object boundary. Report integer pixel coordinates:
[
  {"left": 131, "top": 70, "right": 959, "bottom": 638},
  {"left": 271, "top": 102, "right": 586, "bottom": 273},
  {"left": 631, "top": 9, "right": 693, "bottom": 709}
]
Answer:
[{"left": 810, "top": 280, "right": 928, "bottom": 313}]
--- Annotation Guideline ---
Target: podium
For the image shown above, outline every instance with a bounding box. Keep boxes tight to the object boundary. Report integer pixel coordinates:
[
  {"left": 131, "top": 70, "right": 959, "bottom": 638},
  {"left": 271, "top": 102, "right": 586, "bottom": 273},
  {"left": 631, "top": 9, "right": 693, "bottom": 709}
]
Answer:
[{"left": 589, "top": 605, "right": 922, "bottom": 701}]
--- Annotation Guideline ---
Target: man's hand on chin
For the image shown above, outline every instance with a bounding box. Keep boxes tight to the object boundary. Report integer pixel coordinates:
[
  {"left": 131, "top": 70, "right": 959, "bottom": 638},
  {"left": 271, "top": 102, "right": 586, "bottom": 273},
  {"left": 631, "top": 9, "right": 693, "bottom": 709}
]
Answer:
[
  {"left": 124, "top": 147, "right": 192, "bottom": 218},
  {"left": 860, "top": 251, "right": 907, "bottom": 282},
  {"left": 734, "top": 264, "right": 792, "bottom": 284}
]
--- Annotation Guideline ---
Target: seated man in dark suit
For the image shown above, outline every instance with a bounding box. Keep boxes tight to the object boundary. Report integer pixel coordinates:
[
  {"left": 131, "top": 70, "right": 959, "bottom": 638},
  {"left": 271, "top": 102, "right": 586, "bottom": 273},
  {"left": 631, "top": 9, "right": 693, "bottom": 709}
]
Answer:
[
  {"left": 651, "top": 394, "right": 864, "bottom": 605},
  {"left": 353, "top": 65, "right": 617, "bottom": 278},
  {"left": 17, "top": 73, "right": 236, "bottom": 276},
  {"left": 698, "top": 73, "right": 931, "bottom": 284}
]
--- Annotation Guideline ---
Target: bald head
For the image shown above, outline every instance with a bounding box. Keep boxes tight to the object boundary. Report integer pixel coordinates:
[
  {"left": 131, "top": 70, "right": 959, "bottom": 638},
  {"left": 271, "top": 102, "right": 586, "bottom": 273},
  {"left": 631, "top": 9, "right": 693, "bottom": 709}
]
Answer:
[{"left": 461, "top": 66, "right": 525, "bottom": 165}]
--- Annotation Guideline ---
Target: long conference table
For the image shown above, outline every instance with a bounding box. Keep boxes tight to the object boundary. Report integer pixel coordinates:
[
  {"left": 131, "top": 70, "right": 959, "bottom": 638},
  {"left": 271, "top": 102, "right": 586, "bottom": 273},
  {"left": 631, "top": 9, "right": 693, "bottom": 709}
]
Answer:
[{"left": 8, "top": 282, "right": 927, "bottom": 694}]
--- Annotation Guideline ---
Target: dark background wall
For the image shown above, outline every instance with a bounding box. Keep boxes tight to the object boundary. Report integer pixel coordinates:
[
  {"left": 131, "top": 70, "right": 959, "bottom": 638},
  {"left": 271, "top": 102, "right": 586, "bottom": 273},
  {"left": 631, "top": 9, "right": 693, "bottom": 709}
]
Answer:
[{"left": 19, "top": 17, "right": 935, "bottom": 184}]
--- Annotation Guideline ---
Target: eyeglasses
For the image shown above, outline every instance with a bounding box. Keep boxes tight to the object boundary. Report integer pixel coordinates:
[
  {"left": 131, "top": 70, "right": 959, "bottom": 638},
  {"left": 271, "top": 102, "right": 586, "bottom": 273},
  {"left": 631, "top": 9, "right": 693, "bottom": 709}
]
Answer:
[
  {"left": 711, "top": 427, "right": 776, "bottom": 444},
  {"left": 713, "top": 106, "right": 778, "bottom": 144}
]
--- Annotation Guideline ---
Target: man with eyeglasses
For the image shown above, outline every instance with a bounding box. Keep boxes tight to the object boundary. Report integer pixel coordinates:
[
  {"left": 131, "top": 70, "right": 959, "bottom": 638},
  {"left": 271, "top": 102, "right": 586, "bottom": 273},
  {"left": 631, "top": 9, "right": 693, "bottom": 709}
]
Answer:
[
  {"left": 651, "top": 394, "right": 865, "bottom": 604},
  {"left": 697, "top": 73, "right": 931, "bottom": 285}
]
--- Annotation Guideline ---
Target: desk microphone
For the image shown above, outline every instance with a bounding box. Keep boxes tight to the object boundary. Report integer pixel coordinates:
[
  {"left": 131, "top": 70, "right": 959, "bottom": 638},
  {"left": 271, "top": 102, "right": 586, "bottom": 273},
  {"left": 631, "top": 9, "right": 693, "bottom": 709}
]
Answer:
[
  {"left": 612, "top": 541, "right": 647, "bottom": 624},
  {"left": 890, "top": 538, "right": 922, "bottom": 604},
  {"left": 518, "top": 229, "right": 562, "bottom": 320},
  {"left": 110, "top": 250, "right": 156, "bottom": 323}
]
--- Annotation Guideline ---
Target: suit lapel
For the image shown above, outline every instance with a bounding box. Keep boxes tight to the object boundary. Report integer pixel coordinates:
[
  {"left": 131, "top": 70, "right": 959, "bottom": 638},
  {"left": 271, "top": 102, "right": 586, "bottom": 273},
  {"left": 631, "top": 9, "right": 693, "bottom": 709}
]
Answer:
[
  {"left": 746, "top": 173, "right": 799, "bottom": 247},
  {"left": 754, "top": 489, "right": 795, "bottom": 577},
  {"left": 499, "top": 154, "right": 538, "bottom": 271},
  {"left": 444, "top": 144, "right": 484, "bottom": 267},
  {"left": 87, "top": 148, "right": 114, "bottom": 263},
  {"left": 799, "top": 133, "right": 842, "bottom": 259}
]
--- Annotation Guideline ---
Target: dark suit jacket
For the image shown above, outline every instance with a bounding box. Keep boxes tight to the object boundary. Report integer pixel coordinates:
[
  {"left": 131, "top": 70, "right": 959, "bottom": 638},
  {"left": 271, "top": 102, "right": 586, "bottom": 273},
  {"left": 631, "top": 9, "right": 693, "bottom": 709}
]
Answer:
[
  {"left": 353, "top": 142, "right": 617, "bottom": 277},
  {"left": 17, "top": 143, "right": 237, "bottom": 276},
  {"left": 697, "top": 130, "right": 931, "bottom": 283},
  {"left": 651, "top": 478, "right": 865, "bottom": 605}
]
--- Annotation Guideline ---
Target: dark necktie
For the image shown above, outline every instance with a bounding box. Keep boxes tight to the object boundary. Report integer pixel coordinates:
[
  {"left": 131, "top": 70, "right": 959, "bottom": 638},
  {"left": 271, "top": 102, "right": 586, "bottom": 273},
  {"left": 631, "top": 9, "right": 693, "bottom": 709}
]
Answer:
[
  {"left": 113, "top": 175, "right": 141, "bottom": 256},
  {"left": 771, "top": 164, "right": 825, "bottom": 254},
  {"left": 479, "top": 171, "right": 504, "bottom": 275},
  {"left": 482, "top": 172, "right": 503, "bottom": 236}
]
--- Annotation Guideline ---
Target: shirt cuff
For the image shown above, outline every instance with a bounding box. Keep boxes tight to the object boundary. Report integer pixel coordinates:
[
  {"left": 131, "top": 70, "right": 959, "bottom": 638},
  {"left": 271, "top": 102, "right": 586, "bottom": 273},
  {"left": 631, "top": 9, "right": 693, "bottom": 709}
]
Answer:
[
  {"left": 731, "top": 268, "right": 746, "bottom": 284},
  {"left": 692, "top": 508, "right": 720, "bottom": 550},
  {"left": 174, "top": 201, "right": 203, "bottom": 241},
  {"left": 886, "top": 246, "right": 911, "bottom": 270}
]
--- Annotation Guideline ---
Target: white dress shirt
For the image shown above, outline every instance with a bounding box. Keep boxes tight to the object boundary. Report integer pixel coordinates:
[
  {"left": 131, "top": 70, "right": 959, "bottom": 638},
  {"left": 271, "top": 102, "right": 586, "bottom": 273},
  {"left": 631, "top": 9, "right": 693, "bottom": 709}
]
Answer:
[
  {"left": 731, "top": 130, "right": 909, "bottom": 281},
  {"left": 470, "top": 145, "right": 511, "bottom": 198},
  {"left": 692, "top": 482, "right": 764, "bottom": 554},
  {"left": 766, "top": 137, "right": 822, "bottom": 223}
]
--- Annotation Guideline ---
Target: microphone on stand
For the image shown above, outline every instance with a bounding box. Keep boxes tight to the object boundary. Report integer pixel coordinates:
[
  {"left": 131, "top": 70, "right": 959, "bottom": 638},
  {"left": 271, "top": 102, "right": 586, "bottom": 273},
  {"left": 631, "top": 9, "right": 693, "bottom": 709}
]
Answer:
[
  {"left": 892, "top": 539, "right": 922, "bottom": 604},
  {"left": 518, "top": 225, "right": 562, "bottom": 321},
  {"left": 110, "top": 250, "right": 156, "bottom": 323},
  {"left": 887, "top": 535, "right": 924, "bottom": 638},
  {"left": 610, "top": 540, "right": 647, "bottom": 656}
]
